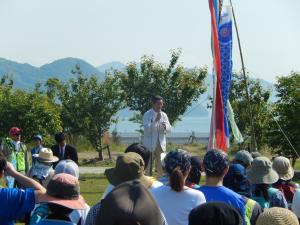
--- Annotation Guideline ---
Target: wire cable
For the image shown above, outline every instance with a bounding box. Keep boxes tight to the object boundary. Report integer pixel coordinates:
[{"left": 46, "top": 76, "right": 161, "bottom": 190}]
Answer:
[{"left": 271, "top": 113, "right": 300, "bottom": 159}]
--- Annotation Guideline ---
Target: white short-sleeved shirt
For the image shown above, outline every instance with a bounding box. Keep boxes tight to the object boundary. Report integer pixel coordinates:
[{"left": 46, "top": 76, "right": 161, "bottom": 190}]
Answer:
[{"left": 150, "top": 185, "right": 206, "bottom": 225}]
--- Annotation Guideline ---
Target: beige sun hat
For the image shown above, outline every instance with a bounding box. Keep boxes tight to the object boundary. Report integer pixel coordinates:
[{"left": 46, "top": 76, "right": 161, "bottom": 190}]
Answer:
[
  {"left": 247, "top": 156, "right": 279, "bottom": 184},
  {"left": 33, "top": 148, "right": 59, "bottom": 163},
  {"left": 272, "top": 156, "right": 294, "bottom": 181},
  {"left": 256, "top": 207, "right": 299, "bottom": 225}
]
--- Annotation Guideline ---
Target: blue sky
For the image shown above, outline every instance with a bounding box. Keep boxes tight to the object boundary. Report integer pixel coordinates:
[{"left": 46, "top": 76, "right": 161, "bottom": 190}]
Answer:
[{"left": 0, "top": 0, "right": 299, "bottom": 82}]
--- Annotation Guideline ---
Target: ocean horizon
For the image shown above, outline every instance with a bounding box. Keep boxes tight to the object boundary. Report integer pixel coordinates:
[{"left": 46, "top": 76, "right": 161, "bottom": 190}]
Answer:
[{"left": 111, "top": 116, "right": 211, "bottom": 134}]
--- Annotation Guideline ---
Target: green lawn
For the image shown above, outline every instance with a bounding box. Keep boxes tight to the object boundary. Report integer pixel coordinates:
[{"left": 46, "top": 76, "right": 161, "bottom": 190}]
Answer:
[{"left": 79, "top": 174, "right": 108, "bottom": 206}]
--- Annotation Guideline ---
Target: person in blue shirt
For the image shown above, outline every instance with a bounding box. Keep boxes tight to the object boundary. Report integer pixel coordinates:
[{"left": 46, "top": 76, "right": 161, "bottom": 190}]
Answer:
[
  {"left": 199, "top": 149, "right": 246, "bottom": 225},
  {"left": 0, "top": 156, "right": 46, "bottom": 225}
]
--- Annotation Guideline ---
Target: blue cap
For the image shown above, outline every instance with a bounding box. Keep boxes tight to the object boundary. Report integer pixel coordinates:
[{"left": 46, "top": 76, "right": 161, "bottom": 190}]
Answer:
[{"left": 33, "top": 134, "right": 42, "bottom": 141}]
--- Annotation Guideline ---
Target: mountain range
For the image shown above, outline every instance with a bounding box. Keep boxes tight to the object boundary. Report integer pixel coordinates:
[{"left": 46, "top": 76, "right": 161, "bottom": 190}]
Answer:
[{"left": 0, "top": 57, "right": 274, "bottom": 118}]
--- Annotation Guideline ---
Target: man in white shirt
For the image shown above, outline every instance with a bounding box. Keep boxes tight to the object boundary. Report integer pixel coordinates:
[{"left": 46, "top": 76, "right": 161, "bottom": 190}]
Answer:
[{"left": 143, "top": 96, "right": 171, "bottom": 176}]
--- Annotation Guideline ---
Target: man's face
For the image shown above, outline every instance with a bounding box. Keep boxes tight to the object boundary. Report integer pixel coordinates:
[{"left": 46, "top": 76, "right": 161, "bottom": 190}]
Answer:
[
  {"left": 11, "top": 133, "right": 21, "bottom": 141},
  {"left": 58, "top": 141, "right": 65, "bottom": 147},
  {"left": 153, "top": 100, "right": 164, "bottom": 111}
]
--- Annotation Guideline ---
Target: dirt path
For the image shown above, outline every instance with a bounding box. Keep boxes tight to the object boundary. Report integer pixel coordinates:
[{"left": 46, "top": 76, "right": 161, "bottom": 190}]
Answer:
[{"left": 79, "top": 166, "right": 110, "bottom": 174}]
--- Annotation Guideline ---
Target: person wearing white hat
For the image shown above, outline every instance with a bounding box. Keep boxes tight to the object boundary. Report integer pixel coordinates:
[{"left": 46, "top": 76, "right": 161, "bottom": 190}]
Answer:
[
  {"left": 247, "top": 157, "right": 288, "bottom": 209},
  {"left": 54, "top": 159, "right": 79, "bottom": 179},
  {"left": 273, "top": 156, "right": 299, "bottom": 207},
  {"left": 28, "top": 148, "right": 58, "bottom": 187}
]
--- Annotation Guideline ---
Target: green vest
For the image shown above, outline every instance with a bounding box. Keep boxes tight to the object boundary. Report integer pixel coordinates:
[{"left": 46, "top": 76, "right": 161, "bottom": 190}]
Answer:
[
  {"left": 2, "top": 137, "right": 27, "bottom": 172},
  {"left": 245, "top": 198, "right": 256, "bottom": 225}
]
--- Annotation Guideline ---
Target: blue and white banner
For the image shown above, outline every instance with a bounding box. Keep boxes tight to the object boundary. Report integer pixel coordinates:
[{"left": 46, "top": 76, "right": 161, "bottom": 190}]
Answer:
[{"left": 218, "top": 6, "right": 233, "bottom": 146}]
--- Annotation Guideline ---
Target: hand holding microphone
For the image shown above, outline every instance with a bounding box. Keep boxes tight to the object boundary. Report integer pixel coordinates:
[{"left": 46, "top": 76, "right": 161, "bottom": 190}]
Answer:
[{"left": 156, "top": 112, "right": 162, "bottom": 122}]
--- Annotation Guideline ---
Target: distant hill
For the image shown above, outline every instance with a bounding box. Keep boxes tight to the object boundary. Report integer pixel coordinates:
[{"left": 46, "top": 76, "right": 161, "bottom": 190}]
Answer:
[
  {"left": 0, "top": 58, "right": 275, "bottom": 117},
  {"left": 97, "top": 61, "right": 125, "bottom": 73},
  {"left": 40, "top": 57, "right": 103, "bottom": 80},
  {"left": 0, "top": 57, "right": 104, "bottom": 89}
]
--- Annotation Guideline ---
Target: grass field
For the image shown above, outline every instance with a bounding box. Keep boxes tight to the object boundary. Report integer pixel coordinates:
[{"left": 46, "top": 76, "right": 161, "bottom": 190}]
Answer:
[{"left": 79, "top": 174, "right": 108, "bottom": 205}]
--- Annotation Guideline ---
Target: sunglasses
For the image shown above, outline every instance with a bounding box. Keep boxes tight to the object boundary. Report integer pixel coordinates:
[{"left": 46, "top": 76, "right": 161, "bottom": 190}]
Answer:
[{"left": 14, "top": 133, "right": 21, "bottom": 136}]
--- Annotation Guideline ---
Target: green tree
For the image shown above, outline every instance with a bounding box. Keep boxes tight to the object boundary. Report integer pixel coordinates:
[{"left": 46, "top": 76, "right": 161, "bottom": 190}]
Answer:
[
  {"left": 229, "top": 72, "right": 271, "bottom": 150},
  {"left": 0, "top": 76, "right": 62, "bottom": 145},
  {"left": 267, "top": 72, "right": 300, "bottom": 164},
  {"left": 47, "top": 66, "right": 124, "bottom": 160},
  {"left": 117, "top": 50, "right": 207, "bottom": 126}
]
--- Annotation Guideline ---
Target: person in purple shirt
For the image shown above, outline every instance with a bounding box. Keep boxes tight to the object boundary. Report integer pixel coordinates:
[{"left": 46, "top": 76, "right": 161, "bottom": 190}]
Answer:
[
  {"left": 199, "top": 149, "right": 246, "bottom": 225},
  {"left": 0, "top": 156, "right": 46, "bottom": 225}
]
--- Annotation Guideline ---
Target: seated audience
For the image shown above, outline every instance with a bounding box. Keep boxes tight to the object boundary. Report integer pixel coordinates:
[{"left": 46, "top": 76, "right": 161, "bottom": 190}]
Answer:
[
  {"left": 233, "top": 150, "right": 253, "bottom": 169},
  {"left": 292, "top": 189, "right": 300, "bottom": 221},
  {"left": 199, "top": 149, "right": 245, "bottom": 223},
  {"left": 0, "top": 156, "right": 46, "bottom": 225},
  {"left": 86, "top": 152, "right": 162, "bottom": 225},
  {"left": 256, "top": 207, "right": 299, "bottom": 225},
  {"left": 124, "top": 143, "right": 162, "bottom": 188},
  {"left": 95, "top": 180, "right": 167, "bottom": 225},
  {"left": 102, "top": 149, "right": 162, "bottom": 198},
  {"left": 28, "top": 148, "right": 58, "bottom": 187},
  {"left": 189, "top": 202, "right": 243, "bottom": 225},
  {"left": 185, "top": 156, "right": 203, "bottom": 189},
  {"left": 30, "top": 173, "right": 90, "bottom": 225},
  {"left": 247, "top": 156, "right": 288, "bottom": 208},
  {"left": 272, "top": 156, "right": 298, "bottom": 207},
  {"left": 224, "top": 164, "right": 263, "bottom": 225},
  {"left": 54, "top": 159, "right": 79, "bottom": 178},
  {"left": 150, "top": 149, "right": 206, "bottom": 225}
]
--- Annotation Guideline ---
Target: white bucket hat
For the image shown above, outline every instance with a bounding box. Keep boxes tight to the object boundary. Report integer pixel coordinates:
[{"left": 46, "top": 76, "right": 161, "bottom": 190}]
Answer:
[
  {"left": 33, "top": 148, "right": 58, "bottom": 163},
  {"left": 272, "top": 156, "right": 294, "bottom": 181}
]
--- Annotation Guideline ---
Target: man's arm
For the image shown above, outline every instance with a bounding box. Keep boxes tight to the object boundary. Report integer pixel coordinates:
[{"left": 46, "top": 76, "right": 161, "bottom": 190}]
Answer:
[
  {"left": 161, "top": 113, "right": 172, "bottom": 133},
  {"left": 5, "top": 162, "right": 46, "bottom": 199},
  {"left": 143, "top": 111, "right": 157, "bottom": 132}
]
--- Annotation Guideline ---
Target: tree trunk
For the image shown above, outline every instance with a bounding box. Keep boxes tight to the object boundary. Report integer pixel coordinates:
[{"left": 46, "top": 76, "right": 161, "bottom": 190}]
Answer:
[
  {"left": 95, "top": 137, "right": 103, "bottom": 161},
  {"left": 292, "top": 157, "right": 296, "bottom": 167}
]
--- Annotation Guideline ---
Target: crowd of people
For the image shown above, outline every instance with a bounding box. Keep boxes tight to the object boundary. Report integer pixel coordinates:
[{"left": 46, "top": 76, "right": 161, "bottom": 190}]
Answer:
[
  {"left": 1, "top": 126, "right": 300, "bottom": 225},
  {"left": 0, "top": 96, "right": 300, "bottom": 225}
]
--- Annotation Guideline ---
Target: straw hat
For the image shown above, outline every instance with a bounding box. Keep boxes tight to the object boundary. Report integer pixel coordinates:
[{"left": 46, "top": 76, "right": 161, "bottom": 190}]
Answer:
[
  {"left": 33, "top": 148, "right": 59, "bottom": 163},
  {"left": 256, "top": 207, "right": 299, "bottom": 225},
  {"left": 247, "top": 156, "right": 279, "bottom": 184},
  {"left": 272, "top": 156, "right": 294, "bottom": 181}
]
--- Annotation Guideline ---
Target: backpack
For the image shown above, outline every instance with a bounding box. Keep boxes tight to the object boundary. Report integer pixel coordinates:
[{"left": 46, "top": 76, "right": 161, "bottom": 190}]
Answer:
[
  {"left": 30, "top": 204, "right": 79, "bottom": 225},
  {"left": 252, "top": 187, "right": 278, "bottom": 208},
  {"left": 273, "top": 183, "right": 296, "bottom": 203}
]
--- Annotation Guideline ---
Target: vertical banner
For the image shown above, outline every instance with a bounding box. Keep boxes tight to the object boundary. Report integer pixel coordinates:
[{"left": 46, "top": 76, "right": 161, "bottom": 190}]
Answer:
[
  {"left": 208, "top": 0, "right": 227, "bottom": 151},
  {"left": 219, "top": 6, "right": 233, "bottom": 147}
]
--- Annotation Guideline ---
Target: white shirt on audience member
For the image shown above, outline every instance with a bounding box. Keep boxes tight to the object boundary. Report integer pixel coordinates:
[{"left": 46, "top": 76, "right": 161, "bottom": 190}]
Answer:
[{"left": 150, "top": 185, "right": 206, "bottom": 225}]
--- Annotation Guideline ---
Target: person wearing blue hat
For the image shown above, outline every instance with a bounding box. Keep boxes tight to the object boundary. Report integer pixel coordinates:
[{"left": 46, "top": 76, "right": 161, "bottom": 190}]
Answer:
[{"left": 31, "top": 134, "right": 43, "bottom": 163}]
